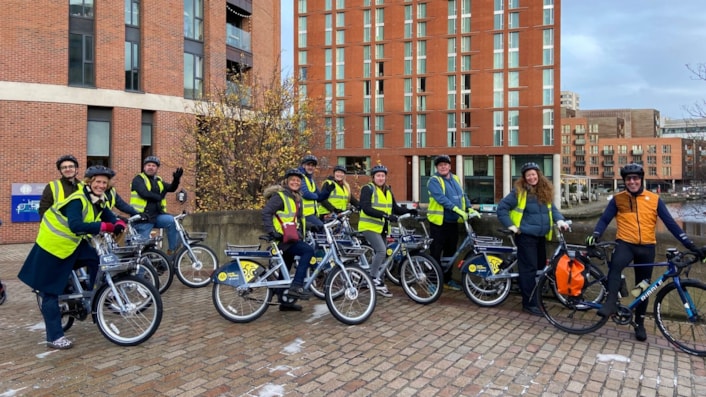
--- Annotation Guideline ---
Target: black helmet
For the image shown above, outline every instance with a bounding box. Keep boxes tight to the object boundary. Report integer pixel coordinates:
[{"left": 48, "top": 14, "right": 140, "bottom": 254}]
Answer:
[
  {"left": 300, "top": 154, "right": 318, "bottom": 166},
  {"left": 84, "top": 165, "right": 115, "bottom": 179},
  {"left": 620, "top": 163, "right": 644, "bottom": 180},
  {"left": 56, "top": 155, "right": 79, "bottom": 170},
  {"left": 143, "top": 155, "right": 161, "bottom": 167},
  {"left": 370, "top": 164, "right": 388, "bottom": 176},
  {"left": 333, "top": 165, "right": 347, "bottom": 173},
  {"left": 434, "top": 155, "right": 451, "bottom": 166},
  {"left": 520, "top": 162, "right": 541, "bottom": 175},
  {"left": 284, "top": 168, "right": 304, "bottom": 179}
]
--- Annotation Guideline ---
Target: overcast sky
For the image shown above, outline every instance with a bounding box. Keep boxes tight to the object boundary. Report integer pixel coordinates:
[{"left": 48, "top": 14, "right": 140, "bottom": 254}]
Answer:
[{"left": 281, "top": 1, "right": 706, "bottom": 120}]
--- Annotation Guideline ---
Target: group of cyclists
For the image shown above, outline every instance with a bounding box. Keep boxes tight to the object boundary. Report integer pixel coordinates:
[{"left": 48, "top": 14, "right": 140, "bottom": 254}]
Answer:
[{"left": 8, "top": 151, "right": 706, "bottom": 348}]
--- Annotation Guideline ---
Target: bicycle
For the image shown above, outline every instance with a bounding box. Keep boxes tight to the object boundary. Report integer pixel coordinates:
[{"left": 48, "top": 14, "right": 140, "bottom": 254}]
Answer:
[
  {"left": 461, "top": 221, "right": 606, "bottom": 308},
  {"left": 211, "top": 216, "right": 376, "bottom": 325},
  {"left": 36, "top": 232, "right": 163, "bottom": 346},
  {"left": 122, "top": 214, "right": 173, "bottom": 293},
  {"left": 172, "top": 211, "right": 219, "bottom": 288},
  {"left": 537, "top": 236, "right": 706, "bottom": 356}
]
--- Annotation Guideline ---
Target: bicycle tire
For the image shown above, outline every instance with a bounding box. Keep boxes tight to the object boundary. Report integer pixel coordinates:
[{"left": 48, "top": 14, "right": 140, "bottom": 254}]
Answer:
[
  {"left": 325, "top": 264, "right": 376, "bottom": 325},
  {"left": 143, "top": 248, "right": 173, "bottom": 294},
  {"left": 175, "top": 244, "right": 218, "bottom": 288},
  {"left": 461, "top": 256, "right": 512, "bottom": 307},
  {"left": 536, "top": 273, "right": 608, "bottom": 334},
  {"left": 212, "top": 279, "right": 273, "bottom": 323},
  {"left": 307, "top": 264, "right": 329, "bottom": 300},
  {"left": 400, "top": 253, "right": 443, "bottom": 304},
  {"left": 133, "top": 259, "right": 160, "bottom": 292},
  {"left": 550, "top": 264, "right": 606, "bottom": 310},
  {"left": 386, "top": 259, "right": 402, "bottom": 286},
  {"left": 654, "top": 279, "right": 706, "bottom": 356},
  {"left": 94, "top": 275, "right": 163, "bottom": 346}
]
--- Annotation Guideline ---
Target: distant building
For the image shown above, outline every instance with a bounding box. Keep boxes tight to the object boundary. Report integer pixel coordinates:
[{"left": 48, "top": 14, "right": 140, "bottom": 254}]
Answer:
[
  {"left": 560, "top": 91, "right": 580, "bottom": 111},
  {"left": 661, "top": 118, "right": 706, "bottom": 140}
]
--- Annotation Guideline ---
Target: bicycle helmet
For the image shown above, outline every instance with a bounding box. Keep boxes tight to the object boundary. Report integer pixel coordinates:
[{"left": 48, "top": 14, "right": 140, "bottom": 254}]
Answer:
[
  {"left": 284, "top": 168, "right": 304, "bottom": 179},
  {"left": 520, "top": 162, "right": 541, "bottom": 175},
  {"left": 620, "top": 163, "right": 644, "bottom": 180},
  {"left": 56, "top": 154, "right": 79, "bottom": 170},
  {"left": 333, "top": 165, "right": 347, "bottom": 173},
  {"left": 370, "top": 164, "right": 388, "bottom": 176},
  {"left": 434, "top": 155, "right": 451, "bottom": 166},
  {"left": 84, "top": 165, "right": 115, "bottom": 179},
  {"left": 300, "top": 154, "right": 318, "bottom": 166},
  {"left": 143, "top": 155, "right": 161, "bottom": 167}
]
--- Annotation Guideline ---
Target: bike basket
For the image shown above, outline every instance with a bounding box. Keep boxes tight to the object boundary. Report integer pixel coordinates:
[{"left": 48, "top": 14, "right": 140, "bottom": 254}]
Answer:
[
  {"left": 472, "top": 235, "right": 503, "bottom": 246},
  {"left": 337, "top": 244, "right": 370, "bottom": 257},
  {"left": 187, "top": 231, "right": 208, "bottom": 242},
  {"left": 99, "top": 254, "right": 134, "bottom": 271},
  {"left": 111, "top": 245, "right": 142, "bottom": 256}
]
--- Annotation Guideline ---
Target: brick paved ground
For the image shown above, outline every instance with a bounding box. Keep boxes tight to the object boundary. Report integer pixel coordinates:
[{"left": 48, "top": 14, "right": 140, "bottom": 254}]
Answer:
[{"left": 1, "top": 243, "right": 706, "bottom": 396}]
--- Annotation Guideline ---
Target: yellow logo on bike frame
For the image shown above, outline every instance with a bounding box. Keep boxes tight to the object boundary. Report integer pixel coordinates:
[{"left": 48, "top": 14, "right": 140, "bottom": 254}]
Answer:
[
  {"left": 487, "top": 255, "right": 503, "bottom": 274},
  {"left": 240, "top": 260, "right": 260, "bottom": 282},
  {"left": 386, "top": 248, "right": 393, "bottom": 256},
  {"left": 310, "top": 257, "right": 317, "bottom": 265},
  {"left": 217, "top": 272, "right": 227, "bottom": 282}
]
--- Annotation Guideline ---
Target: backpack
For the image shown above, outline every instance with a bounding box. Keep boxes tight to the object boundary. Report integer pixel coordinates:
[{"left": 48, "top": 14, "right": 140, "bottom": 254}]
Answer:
[{"left": 553, "top": 251, "right": 590, "bottom": 297}]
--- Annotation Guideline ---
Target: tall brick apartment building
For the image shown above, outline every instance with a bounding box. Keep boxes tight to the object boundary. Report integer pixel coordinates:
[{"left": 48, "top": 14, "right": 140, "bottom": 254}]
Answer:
[
  {"left": 295, "top": 0, "right": 562, "bottom": 206},
  {"left": 0, "top": 0, "right": 279, "bottom": 243}
]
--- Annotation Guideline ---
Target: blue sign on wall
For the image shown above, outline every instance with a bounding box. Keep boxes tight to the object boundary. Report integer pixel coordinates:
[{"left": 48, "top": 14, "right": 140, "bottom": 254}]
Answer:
[{"left": 11, "top": 183, "right": 46, "bottom": 223}]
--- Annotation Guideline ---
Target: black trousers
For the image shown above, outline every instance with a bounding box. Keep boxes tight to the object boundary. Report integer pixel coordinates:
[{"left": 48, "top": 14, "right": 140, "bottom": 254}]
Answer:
[
  {"left": 606, "top": 241, "right": 655, "bottom": 320},
  {"left": 429, "top": 222, "right": 461, "bottom": 281},
  {"left": 515, "top": 233, "right": 547, "bottom": 308}
]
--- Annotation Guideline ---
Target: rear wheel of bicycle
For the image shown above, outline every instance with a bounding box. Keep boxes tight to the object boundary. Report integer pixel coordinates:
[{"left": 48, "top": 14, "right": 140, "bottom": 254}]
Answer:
[
  {"left": 175, "top": 244, "right": 218, "bottom": 288},
  {"left": 94, "top": 275, "right": 162, "bottom": 346},
  {"left": 212, "top": 281, "right": 273, "bottom": 323},
  {"left": 325, "top": 264, "right": 376, "bottom": 325},
  {"left": 400, "top": 253, "right": 443, "bottom": 304},
  {"left": 654, "top": 279, "right": 706, "bottom": 356},
  {"left": 550, "top": 264, "right": 606, "bottom": 310},
  {"left": 536, "top": 273, "right": 608, "bottom": 334},
  {"left": 143, "top": 248, "right": 173, "bottom": 294},
  {"left": 461, "top": 257, "right": 512, "bottom": 307}
]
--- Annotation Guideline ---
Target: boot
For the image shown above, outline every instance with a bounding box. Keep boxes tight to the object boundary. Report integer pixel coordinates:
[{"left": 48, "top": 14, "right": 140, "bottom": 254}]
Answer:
[
  {"left": 597, "top": 290, "right": 618, "bottom": 317},
  {"left": 634, "top": 315, "right": 647, "bottom": 341}
]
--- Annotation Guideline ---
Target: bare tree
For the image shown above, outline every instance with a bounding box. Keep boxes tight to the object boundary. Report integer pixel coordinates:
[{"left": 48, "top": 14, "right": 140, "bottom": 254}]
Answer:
[{"left": 686, "top": 63, "right": 706, "bottom": 118}]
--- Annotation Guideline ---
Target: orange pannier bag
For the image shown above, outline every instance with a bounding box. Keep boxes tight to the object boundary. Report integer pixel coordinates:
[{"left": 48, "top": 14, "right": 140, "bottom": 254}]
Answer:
[{"left": 553, "top": 252, "right": 590, "bottom": 297}]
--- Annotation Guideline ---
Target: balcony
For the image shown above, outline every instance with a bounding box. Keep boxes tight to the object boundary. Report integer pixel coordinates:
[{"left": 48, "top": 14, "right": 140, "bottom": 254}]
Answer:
[
  {"left": 631, "top": 149, "right": 643, "bottom": 155},
  {"left": 574, "top": 160, "right": 585, "bottom": 167},
  {"left": 603, "top": 171, "right": 614, "bottom": 178},
  {"left": 603, "top": 149, "right": 614, "bottom": 155},
  {"left": 574, "top": 138, "right": 585, "bottom": 145},
  {"left": 602, "top": 160, "right": 614, "bottom": 166},
  {"left": 573, "top": 128, "right": 585, "bottom": 135},
  {"left": 226, "top": 24, "right": 252, "bottom": 52},
  {"left": 574, "top": 150, "right": 585, "bottom": 156}
]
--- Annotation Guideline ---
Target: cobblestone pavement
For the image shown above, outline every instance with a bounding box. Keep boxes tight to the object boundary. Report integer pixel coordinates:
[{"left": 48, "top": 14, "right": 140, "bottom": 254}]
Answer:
[{"left": 1, "top": 243, "right": 706, "bottom": 396}]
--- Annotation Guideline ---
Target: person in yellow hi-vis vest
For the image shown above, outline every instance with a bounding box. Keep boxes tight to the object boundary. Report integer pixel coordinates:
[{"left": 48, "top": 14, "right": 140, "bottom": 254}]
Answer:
[
  {"left": 18, "top": 166, "right": 126, "bottom": 350},
  {"left": 426, "top": 155, "right": 477, "bottom": 290},
  {"left": 319, "top": 165, "right": 359, "bottom": 219},
  {"left": 297, "top": 154, "right": 335, "bottom": 231},
  {"left": 358, "top": 164, "right": 417, "bottom": 297},
  {"left": 38, "top": 155, "right": 82, "bottom": 218},
  {"left": 496, "top": 162, "right": 568, "bottom": 317},
  {"left": 130, "top": 156, "right": 183, "bottom": 255}
]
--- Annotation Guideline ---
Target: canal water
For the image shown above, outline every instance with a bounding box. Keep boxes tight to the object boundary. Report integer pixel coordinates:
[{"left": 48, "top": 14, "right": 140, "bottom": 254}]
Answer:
[{"left": 665, "top": 201, "right": 706, "bottom": 237}]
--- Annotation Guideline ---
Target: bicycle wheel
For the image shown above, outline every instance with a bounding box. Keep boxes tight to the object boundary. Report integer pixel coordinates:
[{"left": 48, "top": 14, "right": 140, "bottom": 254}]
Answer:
[
  {"left": 550, "top": 264, "right": 606, "bottom": 310},
  {"left": 400, "top": 253, "right": 443, "bottom": 304},
  {"left": 386, "top": 259, "right": 402, "bottom": 286},
  {"left": 212, "top": 281, "right": 273, "bottom": 323},
  {"left": 307, "top": 264, "right": 329, "bottom": 300},
  {"left": 325, "top": 264, "right": 376, "bottom": 325},
  {"left": 143, "top": 248, "right": 173, "bottom": 294},
  {"left": 132, "top": 259, "right": 160, "bottom": 292},
  {"left": 94, "top": 275, "right": 163, "bottom": 346},
  {"left": 536, "top": 273, "right": 608, "bottom": 334},
  {"left": 175, "top": 244, "right": 218, "bottom": 288},
  {"left": 654, "top": 279, "right": 706, "bottom": 356},
  {"left": 461, "top": 257, "right": 512, "bottom": 307}
]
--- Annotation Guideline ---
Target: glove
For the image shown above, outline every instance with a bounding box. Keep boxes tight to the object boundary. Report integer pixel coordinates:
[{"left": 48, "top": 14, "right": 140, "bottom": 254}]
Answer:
[
  {"left": 322, "top": 182, "right": 336, "bottom": 193},
  {"left": 453, "top": 207, "right": 469, "bottom": 221},
  {"left": 173, "top": 167, "right": 184, "bottom": 180},
  {"left": 113, "top": 220, "right": 126, "bottom": 235},
  {"left": 585, "top": 235, "right": 598, "bottom": 247},
  {"left": 407, "top": 208, "right": 419, "bottom": 216},
  {"left": 508, "top": 225, "right": 519, "bottom": 234},
  {"left": 269, "top": 231, "right": 283, "bottom": 241},
  {"left": 467, "top": 208, "right": 480, "bottom": 219},
  {"left": 556, "top": 220, "right": 569, "bottom": 231},
  {"left": 100, "top": 222, "right": 115, "bottom": 233},
  {"left": 387, "top": 215, "right": 399, "bottom": 223}
]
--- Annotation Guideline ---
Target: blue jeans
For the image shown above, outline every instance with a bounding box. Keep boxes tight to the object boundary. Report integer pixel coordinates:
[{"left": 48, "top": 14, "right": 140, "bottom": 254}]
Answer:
[
  {"left": 282, "top": 241, "right": 315, "bottom": 286},
  {"left": 135, "top": 214, "right": 179, "bottom": 251}
]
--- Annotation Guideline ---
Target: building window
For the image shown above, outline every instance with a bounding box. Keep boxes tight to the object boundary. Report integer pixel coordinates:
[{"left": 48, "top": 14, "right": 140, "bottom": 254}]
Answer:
[
  {"left": 125, "top": 0, "right": 139, "bottom": 26},
  {"left": 69, "top": 34, "right": 95, "bottom": 87},
  {"left": 125, "top": 41, "right": 140, "bottom": 91},
  {"left": 141, "top": 111, "right": 154, "bottom": 161},
  {"left": 70, "top": 0, "right": 94, "bottom": 17},
  {"left": 184, "top": 0, "right": 204, "bottom": 41},
  {"left": 184, "top": 52, "right": 203, "bottom": 99},
  {"left": 87, "top": 107, "right": 112, "bottom": 167}
]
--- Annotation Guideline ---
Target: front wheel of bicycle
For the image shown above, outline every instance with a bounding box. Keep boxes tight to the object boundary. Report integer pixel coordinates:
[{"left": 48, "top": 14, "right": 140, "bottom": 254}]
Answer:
[
  {"left": 654, "top": 279, "right": 706, "bottom": 356},
  {"left": 143, "top": 248, "right": 173, "bottom": 294},
  {"left": 175, "top": 244, "right": 218, "bottom": 288},
  {"left": 212, "top": 280, "right": 273, "bottom": 323},
  {"left": 325, "top": 264, "right": 376, "bottom": 325},
  {"left": 94, "top": 275, "right": 163, "bottom": 346},
  {"left": 536, "top": 273, "right": 608, "bottom": 334},
  {"left": 400, "top": 253, "right": 443, "bottom": 304}
]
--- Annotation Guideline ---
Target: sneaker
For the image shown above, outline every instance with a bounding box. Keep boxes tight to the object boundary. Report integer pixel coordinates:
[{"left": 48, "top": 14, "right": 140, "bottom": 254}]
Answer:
[
  {"left": 373, "top": 278, "right": 393, "bottom": 297},
  {"left": 48, "top": 336, "right": 73, "bottom": 350},
  {"left": 634, "top": 323, "right": 647, "bottom": 341},
  {"left": 444, "top": 280, "right": 462, "bottom": 291},
  {"left": 522, "top": 305, "right": 543, "bottom": 316}
]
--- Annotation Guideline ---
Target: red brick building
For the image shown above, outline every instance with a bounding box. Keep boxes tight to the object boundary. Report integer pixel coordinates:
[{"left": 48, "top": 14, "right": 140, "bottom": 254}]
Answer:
[
  {"left": 295, "top": 0, "right": 562, "bottom": 206},
  {"left": 0, "top": 0, "right": 279, "bottom": 243}
]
